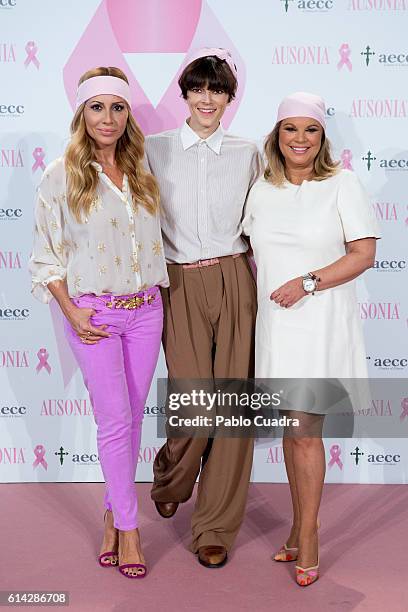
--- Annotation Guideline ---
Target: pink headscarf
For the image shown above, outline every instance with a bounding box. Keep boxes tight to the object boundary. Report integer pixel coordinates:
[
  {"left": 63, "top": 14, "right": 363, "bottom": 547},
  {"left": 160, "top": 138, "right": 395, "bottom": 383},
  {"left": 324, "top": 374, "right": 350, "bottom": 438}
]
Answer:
[
  {"left": 76, "top": 75, "right": 131, "bottom": 109},
  {"left": 276, "top": 91, "right": 326, "bottom": 130},
  {"left": 184, "top": 47, "right": 238, "bottom": 78}
]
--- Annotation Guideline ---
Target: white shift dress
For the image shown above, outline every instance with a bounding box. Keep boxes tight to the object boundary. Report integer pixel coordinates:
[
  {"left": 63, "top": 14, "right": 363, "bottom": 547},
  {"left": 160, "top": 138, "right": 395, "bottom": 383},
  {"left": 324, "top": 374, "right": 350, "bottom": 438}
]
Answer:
[{"left": 242, "top": 170, "right": 380, "bottom": 412}]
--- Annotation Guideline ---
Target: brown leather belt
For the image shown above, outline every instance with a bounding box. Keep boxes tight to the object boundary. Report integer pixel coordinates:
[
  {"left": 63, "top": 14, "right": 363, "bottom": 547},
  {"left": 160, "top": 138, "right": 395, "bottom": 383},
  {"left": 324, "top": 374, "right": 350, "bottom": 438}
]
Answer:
[{"left": 181, "top": 253, "right": 242, "bottom": 269}]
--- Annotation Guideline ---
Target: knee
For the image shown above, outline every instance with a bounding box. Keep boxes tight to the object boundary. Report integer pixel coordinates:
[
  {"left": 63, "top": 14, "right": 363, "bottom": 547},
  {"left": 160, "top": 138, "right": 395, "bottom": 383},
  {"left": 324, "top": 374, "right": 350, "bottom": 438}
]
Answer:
[{"left": 97, "top": 413, "right": 133, "bottom": 441}]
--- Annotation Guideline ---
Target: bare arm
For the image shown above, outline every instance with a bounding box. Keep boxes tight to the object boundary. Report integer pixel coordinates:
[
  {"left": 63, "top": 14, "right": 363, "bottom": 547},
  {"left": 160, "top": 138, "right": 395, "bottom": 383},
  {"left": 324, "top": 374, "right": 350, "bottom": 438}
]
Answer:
[
  {"left": 48, "top": 279, "right": 109, "bottom": 344},
  {"left": 312, "top": 237, "right": 376, "bottom": 289},
  {"left": 271, "top": 237, "right": 377, "bottom": 308}
]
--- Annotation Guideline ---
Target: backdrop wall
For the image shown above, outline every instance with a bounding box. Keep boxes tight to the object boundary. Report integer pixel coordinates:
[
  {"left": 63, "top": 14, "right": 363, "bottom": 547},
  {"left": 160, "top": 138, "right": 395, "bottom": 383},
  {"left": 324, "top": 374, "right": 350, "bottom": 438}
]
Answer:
[{"left": 1, "top": 0, "right": 407, "bottom": 484}]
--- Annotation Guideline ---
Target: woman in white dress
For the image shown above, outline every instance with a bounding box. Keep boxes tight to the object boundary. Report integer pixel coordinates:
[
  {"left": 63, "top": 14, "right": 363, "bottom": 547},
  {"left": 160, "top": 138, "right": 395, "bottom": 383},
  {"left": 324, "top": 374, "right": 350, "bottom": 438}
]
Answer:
[{"left": 243, "top": 92, "right": 380, "bottom": 586}]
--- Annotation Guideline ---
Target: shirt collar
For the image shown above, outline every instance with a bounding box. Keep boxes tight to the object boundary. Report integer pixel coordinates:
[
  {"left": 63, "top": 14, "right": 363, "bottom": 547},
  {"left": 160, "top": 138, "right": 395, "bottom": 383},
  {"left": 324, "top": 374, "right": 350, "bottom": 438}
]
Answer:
[
  {"left": 180, "top": 120, "right": 224, "bottom": 155},
  {"left": 91, "top": 161, "right": 103, "bottom": 172},
  {"left": 91, "top": 161, "right": 128, "bottom": 197}
]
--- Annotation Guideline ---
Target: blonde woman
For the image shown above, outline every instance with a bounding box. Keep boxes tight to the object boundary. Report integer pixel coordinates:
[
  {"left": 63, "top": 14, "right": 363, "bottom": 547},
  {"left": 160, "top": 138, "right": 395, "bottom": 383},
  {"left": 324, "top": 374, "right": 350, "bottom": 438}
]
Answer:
[
  {"left": 243, "top": 92, "right": 380, "bottom": 587},
  {"left": 30, "top": 67, "right": 169, "bottom": 579}
]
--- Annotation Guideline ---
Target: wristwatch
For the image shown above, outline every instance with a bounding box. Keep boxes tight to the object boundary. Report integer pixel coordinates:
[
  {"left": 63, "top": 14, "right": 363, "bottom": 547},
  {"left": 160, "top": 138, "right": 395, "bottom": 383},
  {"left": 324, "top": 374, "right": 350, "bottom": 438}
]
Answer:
[{"left": 302, "top": 272, "right": 320, "bottom": 295}]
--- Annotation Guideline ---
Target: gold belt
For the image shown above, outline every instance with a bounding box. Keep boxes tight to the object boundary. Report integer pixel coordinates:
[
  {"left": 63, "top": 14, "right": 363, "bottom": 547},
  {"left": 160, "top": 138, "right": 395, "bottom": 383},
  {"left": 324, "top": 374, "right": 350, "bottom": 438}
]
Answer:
[{"left": 105, "top": 292, "right": 156, "bottom": 310}]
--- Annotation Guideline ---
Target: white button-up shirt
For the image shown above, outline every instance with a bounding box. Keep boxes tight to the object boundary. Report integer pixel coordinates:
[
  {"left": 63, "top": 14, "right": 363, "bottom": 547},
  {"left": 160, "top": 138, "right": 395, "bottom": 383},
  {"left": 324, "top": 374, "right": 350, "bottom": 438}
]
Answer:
[
  {"left": 29, "top": 157, "right": 169, "bottom": 303},
  {"left": 145, "top": 121, "right": 263, "bottom": 264}
]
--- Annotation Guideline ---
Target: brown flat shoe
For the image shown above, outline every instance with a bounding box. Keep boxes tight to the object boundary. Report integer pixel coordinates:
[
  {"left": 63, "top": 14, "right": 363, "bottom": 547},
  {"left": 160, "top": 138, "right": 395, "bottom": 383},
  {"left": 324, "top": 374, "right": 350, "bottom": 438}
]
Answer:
[
  {"left": 198, "top": 545, "right": 228, "bottom": 569},
  {"left": 154, "top": 501, "right": 179, "bottom": 518}
]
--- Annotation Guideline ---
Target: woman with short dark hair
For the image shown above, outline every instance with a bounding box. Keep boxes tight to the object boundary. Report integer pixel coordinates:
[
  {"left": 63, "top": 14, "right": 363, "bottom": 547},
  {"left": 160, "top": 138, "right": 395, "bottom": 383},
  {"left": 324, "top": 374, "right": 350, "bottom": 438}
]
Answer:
[
  {"left": 178, "top": 51, "right": 238, "bottom": 102},
  {"left": 146, "top": 48, "right": 262, "bottom": 569}
]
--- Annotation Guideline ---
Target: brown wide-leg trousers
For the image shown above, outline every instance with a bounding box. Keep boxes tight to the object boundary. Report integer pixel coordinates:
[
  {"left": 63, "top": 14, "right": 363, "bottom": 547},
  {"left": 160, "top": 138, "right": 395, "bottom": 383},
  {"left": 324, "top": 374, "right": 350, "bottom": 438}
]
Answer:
[{"left": 151, "top": 254, "right": 256, "bottom": 552}]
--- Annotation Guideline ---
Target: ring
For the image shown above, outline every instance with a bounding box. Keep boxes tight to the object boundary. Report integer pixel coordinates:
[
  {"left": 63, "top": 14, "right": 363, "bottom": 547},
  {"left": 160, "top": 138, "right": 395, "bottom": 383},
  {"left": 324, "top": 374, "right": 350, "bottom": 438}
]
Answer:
[{"left": 86, "top": 331, "right": 91, "bottom": 336}]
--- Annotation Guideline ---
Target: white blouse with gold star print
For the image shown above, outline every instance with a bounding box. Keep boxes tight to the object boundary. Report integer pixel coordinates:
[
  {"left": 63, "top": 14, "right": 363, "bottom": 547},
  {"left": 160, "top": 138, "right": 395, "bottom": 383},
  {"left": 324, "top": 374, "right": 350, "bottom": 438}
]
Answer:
[{"left": 29, "top": 157, "right": 169, "bottom": 303}]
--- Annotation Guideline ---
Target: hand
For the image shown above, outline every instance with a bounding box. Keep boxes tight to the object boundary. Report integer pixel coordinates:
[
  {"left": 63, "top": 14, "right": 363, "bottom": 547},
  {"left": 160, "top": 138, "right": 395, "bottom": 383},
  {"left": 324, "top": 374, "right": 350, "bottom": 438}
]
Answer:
[
  {"left": 66, "top": 306, "right": 110, "bottom": 344},
  {"left": 270, "top": 277, "right": 306, "bottom": 308}
]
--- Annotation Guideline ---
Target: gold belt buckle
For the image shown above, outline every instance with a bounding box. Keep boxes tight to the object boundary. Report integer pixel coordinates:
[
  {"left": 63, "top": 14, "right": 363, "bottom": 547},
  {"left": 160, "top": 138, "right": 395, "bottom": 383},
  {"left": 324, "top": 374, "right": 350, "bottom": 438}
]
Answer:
[{"left": 106, "top": 292, "right": 156, "bottom": 309}]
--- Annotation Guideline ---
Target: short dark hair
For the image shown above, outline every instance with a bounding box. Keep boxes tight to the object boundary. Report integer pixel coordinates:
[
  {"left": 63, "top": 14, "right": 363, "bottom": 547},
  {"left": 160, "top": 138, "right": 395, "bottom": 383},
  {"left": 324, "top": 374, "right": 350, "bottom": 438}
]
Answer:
[{"left": 178, "top": 56, "right": 237, "bottom": 102}]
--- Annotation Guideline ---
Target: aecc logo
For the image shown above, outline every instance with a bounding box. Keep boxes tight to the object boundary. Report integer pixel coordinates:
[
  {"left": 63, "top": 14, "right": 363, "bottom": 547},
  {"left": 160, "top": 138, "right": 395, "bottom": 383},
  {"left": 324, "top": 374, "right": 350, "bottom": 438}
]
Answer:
[
  {"left": 0, "top": 208, "right": 22, "bottom": 220},
  {"left": 54, "top": 447, "right": 100, "bottom": 465},
  {"left": 0, "top": 405, "right": 26, "bottom": 416},
  {"left": 373, "top": 259, "right": 406, "bottom": 271},
  {"left": 0, "top": 104, "right": 24, "bottom": 116},
  {"left": 281, "top": 0, "right": 333, "bottom": 10},
  {"left": 0, "top": 307, "right": 30, "bottom": 320},
  {"left": 367, "top": 356, "right": 408, "bottom": 369},
  {"left": 351, "top": 446, "right": 401, "bottom": 465},
  {"left": 363, "top": 150, "right": 408, "bottom": 171},
  {"left": 361, "top": 45, "right": 408, "bottom": 66},
  {"left": 0, "top": 0, "right": 17, "bottom": 8}
]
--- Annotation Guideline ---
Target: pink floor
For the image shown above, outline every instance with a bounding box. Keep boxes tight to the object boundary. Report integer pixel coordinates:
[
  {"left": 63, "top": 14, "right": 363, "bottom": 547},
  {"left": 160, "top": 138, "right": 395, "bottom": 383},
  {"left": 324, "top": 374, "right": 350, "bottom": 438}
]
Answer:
[{"left": 1, "top": 483, "right": 406, "bottom": 612}]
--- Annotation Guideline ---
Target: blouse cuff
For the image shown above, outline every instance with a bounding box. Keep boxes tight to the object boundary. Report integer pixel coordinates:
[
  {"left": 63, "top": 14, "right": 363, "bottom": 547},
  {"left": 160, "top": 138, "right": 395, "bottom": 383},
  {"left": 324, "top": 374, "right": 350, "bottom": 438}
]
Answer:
[
  {"left": 44, "top": 274, "right": 65, "bottom": 286},
  {"left": 31, "top": 274, "right": 65, "bottom": 304}
]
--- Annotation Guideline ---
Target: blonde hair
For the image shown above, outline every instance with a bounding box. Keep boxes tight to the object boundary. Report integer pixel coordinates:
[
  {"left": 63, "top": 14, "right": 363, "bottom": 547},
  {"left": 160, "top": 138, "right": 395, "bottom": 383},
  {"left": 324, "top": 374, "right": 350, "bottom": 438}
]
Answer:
[
  {"left": 264, "top": 121, "right": 340, "bottom": 187},
  {"left": 65, "top": 67, "right": 159, "bottom": 222}
]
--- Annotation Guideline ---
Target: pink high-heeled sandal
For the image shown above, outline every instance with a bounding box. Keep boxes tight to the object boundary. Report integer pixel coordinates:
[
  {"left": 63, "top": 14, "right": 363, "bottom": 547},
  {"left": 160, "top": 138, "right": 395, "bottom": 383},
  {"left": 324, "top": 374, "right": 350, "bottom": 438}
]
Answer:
[
  {"left": 119, "top": 563, "right": 147, "bottom": 579},
  {"left": 273, "top": 543, "right": 299, "bottom": 562},
  {"left": 295, "top": 520, "right": 320, "bottom": 586},
  {"left": 295, "top": 558, "right": 319, "bottom": 587},
  {"left": 273, "top": 518, "right": 321, "bottom": 564},
  {"left": 98, "top": 551, "right": 119, "bottom": 568},
  {"left": 98, "top": 510, "right": 118, "bottom": 568}
]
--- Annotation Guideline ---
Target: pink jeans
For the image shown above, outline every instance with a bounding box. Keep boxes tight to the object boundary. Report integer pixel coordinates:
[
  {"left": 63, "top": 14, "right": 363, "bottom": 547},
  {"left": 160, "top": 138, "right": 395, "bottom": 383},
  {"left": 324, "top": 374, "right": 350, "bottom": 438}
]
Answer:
[{"left": 64, "top": 287, "right": 163, "bottom": 530}]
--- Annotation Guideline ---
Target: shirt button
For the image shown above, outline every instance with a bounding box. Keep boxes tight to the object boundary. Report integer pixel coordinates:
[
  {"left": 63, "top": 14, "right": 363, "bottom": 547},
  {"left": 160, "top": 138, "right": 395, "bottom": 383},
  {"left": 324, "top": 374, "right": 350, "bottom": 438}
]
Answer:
[{"left": 131, "top": 233, "right": 135, "bottom": 238}]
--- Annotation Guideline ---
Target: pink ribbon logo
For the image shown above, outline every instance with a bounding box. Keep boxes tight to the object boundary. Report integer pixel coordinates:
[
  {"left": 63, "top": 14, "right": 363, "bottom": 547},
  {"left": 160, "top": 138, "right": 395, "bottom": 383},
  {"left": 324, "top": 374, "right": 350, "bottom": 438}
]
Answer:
[
  {"left": 32, "top": 147, "right": 46, "bottom": 173},
  {"left": 33, "top": 445, "right": 48, "bottom": 470},
  {"left": 63, "top": 0, "right": 245, "bottom": 134},
  {"left": 337, "top": 43, "right": 352, "bottom": 72},
  {"left": 36, "top": 348, "right": 51, "bottom": 374},
  {"left": 24, "top": 41, "right": 40, "bottom": 69},
  {"left": 60, "top": 0, "right": 245, "bottom": 388},
  {"left": 328, "top": 444, "right": 343, "bottom": 470},
  {"left": 341, "top": 149, "right": 353, "bottom": 170},
  {"left": 400, "top": 398, "right": 408, "bottom": 421}
]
